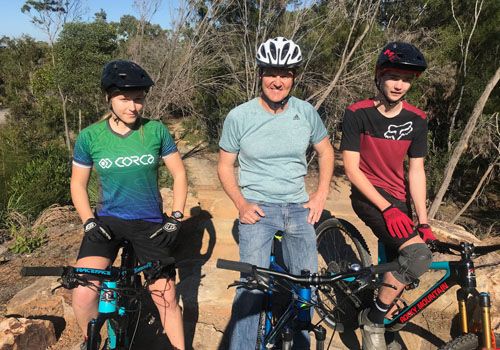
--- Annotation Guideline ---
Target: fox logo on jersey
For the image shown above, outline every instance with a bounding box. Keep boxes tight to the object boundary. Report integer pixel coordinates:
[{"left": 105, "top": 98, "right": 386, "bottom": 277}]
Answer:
[{"left": 384, "top": 122, "right": 413, "bottom": 140}]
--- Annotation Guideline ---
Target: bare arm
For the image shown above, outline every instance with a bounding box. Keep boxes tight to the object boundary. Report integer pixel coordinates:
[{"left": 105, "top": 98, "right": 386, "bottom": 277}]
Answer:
[
  {"left": 70, "top": 164, "right": 94, "bottom": 223},
  {"left": 304, "top": 137, "right": 334, "bottom": 224},
  {"left": 217, "top": 149, "right": 264, "bottom": 224},
  {"left": 163, "top": 151, "right": 188, "bottom": 214},
  {"left": 342, "top": 150, "right": 392, "bottom": 211},
  {"left": 408, "top": 157, "right": 428, "bottom": 225}
]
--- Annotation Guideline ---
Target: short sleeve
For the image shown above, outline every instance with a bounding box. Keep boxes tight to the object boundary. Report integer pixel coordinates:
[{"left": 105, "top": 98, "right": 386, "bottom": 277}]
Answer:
[
  {"left": 159, "top": 123, "right": 177, "bottom": 157},
  {"left": 408, "top": 119, "right": 428, "bottom": 158},
  {"left": 340, "top": 108, "right": 362, "bottom": 152},
  {"left": 219, "top": 111, "right": 241, "bottom": 153},
  {"left": 72, "top": 131, "right": 93, "bottom": 168},
  {"left": 309, "top": 108, "right": 328, "bottom": 145}
]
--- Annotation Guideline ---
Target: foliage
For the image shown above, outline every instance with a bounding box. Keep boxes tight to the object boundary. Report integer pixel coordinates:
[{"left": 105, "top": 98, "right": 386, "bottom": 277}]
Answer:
[
  {"left": 8, "top": 225, "right": 47, "bottom": 254},
  {"left": 7, "top": 144, "right": 71, "bottom": 219}
]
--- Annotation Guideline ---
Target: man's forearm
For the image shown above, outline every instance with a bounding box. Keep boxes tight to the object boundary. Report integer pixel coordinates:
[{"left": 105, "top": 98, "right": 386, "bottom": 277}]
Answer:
[{"left": 316, "top": 147, "right": 334, "bottom": 194}]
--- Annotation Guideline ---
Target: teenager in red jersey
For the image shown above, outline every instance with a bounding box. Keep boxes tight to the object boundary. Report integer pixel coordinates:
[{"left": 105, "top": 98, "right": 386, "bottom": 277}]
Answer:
[{"left": 340, "top": 42, "right": 436, "bottom": 350}]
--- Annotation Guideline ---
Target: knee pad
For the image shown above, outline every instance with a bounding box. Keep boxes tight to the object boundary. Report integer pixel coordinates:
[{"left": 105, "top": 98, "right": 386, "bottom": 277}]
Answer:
[{"left": 393, "top": 243, "right": 432, "bottom": 285}]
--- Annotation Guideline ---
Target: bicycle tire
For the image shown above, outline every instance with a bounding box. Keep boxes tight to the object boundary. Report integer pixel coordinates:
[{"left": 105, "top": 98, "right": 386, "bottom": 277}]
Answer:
[
  {"left": 439, "top": 332, "right": 500, "bottom": 350},
  {"left": 315, "top": 217, "right": 372, "bottom": 331}
]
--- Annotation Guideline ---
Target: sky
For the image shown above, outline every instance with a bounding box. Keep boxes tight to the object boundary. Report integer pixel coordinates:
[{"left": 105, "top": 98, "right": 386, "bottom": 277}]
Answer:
[{"left": 0, "top": 0, "right": 181, "bottom": 41}]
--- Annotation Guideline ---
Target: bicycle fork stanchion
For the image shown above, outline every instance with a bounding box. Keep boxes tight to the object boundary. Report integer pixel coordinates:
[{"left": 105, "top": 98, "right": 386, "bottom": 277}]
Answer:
[
  {"left": 87, "top": 319, "right": 103, "bottom": 350},
  {"left": 479, "top": 292, "right": 493, "bottom": 349},
  {"left": 457, "top": 289, "right": 469, "bottom": 334},
  {"left": 281, "top": 327, "right": 293, "bottom": 350},
  {"left": 314, "top": 325, "right": 326, "bottom": 350}
]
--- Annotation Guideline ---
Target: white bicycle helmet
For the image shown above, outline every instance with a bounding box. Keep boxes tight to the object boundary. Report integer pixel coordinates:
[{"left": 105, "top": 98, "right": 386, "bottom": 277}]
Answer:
[{"left": 256, "top": 37, "right": 303, "bottom": 68}]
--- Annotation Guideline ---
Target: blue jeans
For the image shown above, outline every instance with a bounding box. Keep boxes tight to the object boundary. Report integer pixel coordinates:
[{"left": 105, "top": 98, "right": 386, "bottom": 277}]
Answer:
[{"left": 228, "top": 202, "right": 318, "bottom": 350}]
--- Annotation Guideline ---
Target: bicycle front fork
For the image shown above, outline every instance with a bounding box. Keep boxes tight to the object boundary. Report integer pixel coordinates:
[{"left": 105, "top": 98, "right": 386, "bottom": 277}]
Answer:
[
  {"left": 458, "top": 291, "right": 495, "bottom": 349},
  {"left": 279, "top": 325, "right": 327, "bottom": 350}
]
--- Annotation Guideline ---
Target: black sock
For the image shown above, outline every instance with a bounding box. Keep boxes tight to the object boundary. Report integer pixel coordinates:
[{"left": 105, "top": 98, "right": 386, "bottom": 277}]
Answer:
[{"left": 368, "top": 298, "right": 391, "bottom": 324}]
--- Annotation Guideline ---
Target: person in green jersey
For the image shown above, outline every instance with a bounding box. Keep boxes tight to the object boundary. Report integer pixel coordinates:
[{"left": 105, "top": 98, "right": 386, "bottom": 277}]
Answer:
[{"left": 71, "top": 60, "right": 187, "bottom": 350}]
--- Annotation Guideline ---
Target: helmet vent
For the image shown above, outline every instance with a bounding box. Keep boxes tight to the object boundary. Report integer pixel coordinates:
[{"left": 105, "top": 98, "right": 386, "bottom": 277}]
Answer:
[
  {"left": 269, "top": 43, "right": 277, "bottom": 61},
  {"left": 281, "top": 43, "right": 290, "bottom": 61}
]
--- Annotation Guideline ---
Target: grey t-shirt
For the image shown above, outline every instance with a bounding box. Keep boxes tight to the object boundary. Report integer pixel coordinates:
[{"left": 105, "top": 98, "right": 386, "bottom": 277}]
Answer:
[{"left": 219, "top": 96, "right": 328, "bottom": 203}]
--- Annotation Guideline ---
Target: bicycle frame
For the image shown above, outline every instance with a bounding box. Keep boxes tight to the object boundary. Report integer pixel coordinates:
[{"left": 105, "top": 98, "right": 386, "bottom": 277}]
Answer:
[
  {"left": 377, "top": 241, "right": 496, "bottom": 348},
  {"left": 258, "top": 231, "right": 326, "bottom": 349},
  {"left": 85, "top": 241, "right": 161, "bottom": 350}
]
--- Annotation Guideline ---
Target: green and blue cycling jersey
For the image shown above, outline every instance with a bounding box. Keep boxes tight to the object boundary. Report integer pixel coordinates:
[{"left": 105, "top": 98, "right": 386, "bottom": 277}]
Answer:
[{"left": 72, "top": 118, "right": 177, "bottom": 222}]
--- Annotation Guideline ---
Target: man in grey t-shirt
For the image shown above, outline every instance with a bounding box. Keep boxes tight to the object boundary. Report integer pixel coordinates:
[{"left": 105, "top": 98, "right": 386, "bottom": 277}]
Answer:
[{"left": 218, "top": 37, "right": 334, "bottom": 349}]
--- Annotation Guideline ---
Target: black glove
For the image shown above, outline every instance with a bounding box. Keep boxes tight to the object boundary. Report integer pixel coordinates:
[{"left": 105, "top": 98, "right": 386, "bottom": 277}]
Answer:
[
  {"left": 149, "top": 214, "right": 181, "bottom": 246},
  {"left": 83, "top": 218, "right": 112, "bottom": 243}
]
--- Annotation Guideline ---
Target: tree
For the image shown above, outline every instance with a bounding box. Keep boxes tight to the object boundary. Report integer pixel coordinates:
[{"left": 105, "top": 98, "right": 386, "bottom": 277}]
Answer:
[
  {"left": 428, "top": 67, "right": 500, "bottom": 219},
  {"left": 22, "top": 0, "right": 84, "bottom": 156}
]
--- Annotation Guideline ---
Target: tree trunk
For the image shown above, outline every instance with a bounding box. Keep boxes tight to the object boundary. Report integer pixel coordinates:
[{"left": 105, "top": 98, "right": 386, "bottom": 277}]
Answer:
[
  {"left": 450, "top": 160, "right": 497, "bottom": 224},
  {"left": 428, "top": 66, "right": 500, "bottom": 219},
  {"left": 58, "top": 85, "right": 72, "bottom": 158}
]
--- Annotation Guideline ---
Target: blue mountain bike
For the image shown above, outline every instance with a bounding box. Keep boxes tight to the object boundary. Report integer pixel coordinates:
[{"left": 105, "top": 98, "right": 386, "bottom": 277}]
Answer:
[
  {"left": 21, "top": 240, "right": 175, "bottom": 350},
  {"left": 315, "top": 217, "right": 500, "bottom": 349}
]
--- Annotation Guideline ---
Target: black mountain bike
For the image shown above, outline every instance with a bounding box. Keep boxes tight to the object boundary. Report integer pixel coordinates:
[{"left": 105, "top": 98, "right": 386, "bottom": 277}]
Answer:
[
  {"left": 217, "top": 257, "right": 400, "bottom": 349},
  {"left": 315, "top": 217, "right": 500, "bottom": 350},
  {"left": 21, "top": 240, "right": 174, "bottom": 350}
]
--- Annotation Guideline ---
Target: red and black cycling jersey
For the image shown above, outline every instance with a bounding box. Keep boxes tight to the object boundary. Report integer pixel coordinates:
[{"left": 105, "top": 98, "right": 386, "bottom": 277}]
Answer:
[{"left": 340, "top": 99, "right": 428, "bottom": 200}]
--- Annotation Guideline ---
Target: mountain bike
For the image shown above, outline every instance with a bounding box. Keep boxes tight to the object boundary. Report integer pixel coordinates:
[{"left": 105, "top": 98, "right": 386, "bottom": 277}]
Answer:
[
  {"left": 20, "top": 240, "right": 175, "bottom": 350},
  {"left": 315, "top": 217, "right": 500, "bottom": 349},
  {"left": 217, "top": 238, "right": 400, "bottom": 350}
]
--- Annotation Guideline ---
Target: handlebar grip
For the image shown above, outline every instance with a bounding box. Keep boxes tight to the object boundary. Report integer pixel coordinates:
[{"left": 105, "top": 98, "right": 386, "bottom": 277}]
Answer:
[
  {"left": 21, "top": 266, "right": 65, "bottom": 277},
  {"left": 372, "top": 261, "right": 400, "bottom": 275},
  {"left": 475, "top": 244, "right": 500, "bottom": 255},
  {"left": 216, "top": 259, "right": 254, "bottom": 274}
]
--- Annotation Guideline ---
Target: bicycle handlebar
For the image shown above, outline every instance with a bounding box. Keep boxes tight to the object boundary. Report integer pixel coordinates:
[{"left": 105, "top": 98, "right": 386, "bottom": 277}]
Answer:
[
  {"left": 216, "top": 259, "right": 400, "bottom": 286},
  {"left": 21, "top": 266, "right": 66, "bottom": 277},
  {"left": 431, "top": 240, "right": 500, "bottom": 257},
  {"left": 21, "top": 257, "right": 176, "bottom": 280}
]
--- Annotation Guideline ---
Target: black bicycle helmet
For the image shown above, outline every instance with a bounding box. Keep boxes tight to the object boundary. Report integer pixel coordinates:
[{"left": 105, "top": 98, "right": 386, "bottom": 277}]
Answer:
[
  {"left": 101, "top": 60, "right": 154, "bottom": 95},
  {"left": 376, "top": 42, "right": 427, "bottom": 75}
]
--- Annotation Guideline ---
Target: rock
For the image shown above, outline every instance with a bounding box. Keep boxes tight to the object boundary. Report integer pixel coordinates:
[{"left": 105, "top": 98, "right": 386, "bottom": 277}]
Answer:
[
  {"left": 6, "top": 277, "right": 63, "bottom": 317},
  {"left": 191, "top": 322, "right": 224, "bottom": 350},
  {"left": 0, "top": 317, "right": 56, "bottom": 350}
]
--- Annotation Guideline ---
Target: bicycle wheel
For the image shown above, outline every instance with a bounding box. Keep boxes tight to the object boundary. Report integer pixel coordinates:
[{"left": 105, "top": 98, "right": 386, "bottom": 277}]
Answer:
[
  {"left": 315, "top": 217, "right": 372, "bottom": 331},
  {"left": 439, "top": 334, "right": 478, "bottom": 350},
  {"left": 439, "top": 332, "right": 500, "bottom": 350}
]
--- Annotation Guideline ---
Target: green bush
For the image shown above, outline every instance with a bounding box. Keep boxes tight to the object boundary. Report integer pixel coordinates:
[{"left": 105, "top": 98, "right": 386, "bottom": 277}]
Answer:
[
  {"left": 7, "top": 145, "right": 71, "bottom": 219},
  {"left": 9, "top": 225, "right": 47, "bottom": 254}
]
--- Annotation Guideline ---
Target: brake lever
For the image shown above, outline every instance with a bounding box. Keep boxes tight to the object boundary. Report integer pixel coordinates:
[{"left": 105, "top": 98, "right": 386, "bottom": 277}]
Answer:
[{"left": 51, "top": 284, "right": 64, "bottom": 294}]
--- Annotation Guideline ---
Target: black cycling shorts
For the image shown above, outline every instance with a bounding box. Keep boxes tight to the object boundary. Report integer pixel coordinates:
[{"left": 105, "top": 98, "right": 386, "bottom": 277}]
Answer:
[
  {"left": 77, "top": 215, "right": 171, "bottom": 264},
  {"left": 350, "top": 186, "right": 418, "bottom": 260}
]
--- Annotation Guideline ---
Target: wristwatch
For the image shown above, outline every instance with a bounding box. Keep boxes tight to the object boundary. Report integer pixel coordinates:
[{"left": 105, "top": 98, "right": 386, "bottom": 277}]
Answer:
[{"left": 171, "top": 211, "right": 184, "bottom": 220}]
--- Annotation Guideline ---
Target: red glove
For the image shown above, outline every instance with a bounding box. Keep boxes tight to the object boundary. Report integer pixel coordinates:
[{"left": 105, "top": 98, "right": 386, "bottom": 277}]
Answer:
[
  {"left": 382, "top": 204, "right": 414, "bottom": 239},
  {"left": 417, "top": 224, "right": 436, "bottom": 243}
]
